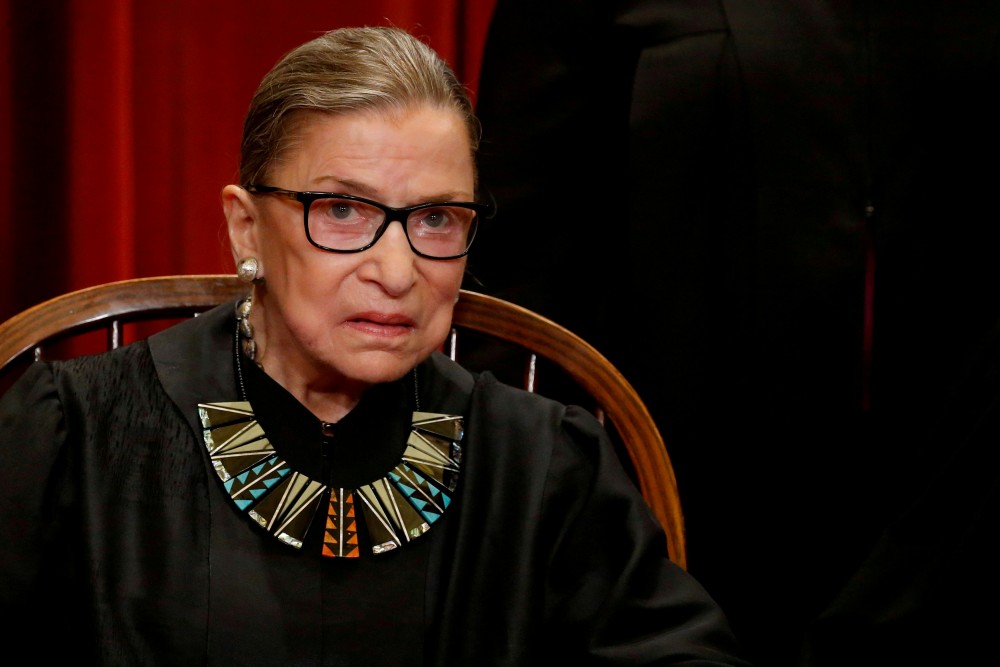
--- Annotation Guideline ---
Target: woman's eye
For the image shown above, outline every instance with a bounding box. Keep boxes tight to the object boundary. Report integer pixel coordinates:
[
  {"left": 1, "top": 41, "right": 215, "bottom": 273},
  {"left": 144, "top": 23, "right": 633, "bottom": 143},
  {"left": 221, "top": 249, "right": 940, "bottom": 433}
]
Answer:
[
  {"left": 331, "top": 203, "right": 354, "bottom": 220},
  {"left": 416, "top": 209, "right": 452, "bottom": 229},
  {"left": 314, "top": 198, "right": 372, "bottom": 224}
]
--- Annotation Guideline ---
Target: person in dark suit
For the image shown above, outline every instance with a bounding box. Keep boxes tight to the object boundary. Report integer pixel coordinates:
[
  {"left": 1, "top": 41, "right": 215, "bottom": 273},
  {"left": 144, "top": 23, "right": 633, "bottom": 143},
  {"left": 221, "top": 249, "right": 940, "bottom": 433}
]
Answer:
[{"left": 471, "top": 1, "right": 1000, "bottom": 664}]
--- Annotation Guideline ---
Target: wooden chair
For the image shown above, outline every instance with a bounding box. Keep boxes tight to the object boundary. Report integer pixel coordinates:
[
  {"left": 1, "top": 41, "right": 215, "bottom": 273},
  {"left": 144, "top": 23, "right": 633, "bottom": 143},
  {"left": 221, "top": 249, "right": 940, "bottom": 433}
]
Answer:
[{"left": 0, "top": 275, "right": 686, "bottom": 567}]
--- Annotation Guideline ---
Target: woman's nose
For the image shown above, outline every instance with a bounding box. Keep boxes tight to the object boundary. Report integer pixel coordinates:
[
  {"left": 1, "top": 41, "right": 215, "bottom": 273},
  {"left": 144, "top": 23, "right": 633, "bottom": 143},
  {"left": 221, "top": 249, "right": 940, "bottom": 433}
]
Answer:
[{"left": 359, "top": 220, "right": 418, "bottom": 296}]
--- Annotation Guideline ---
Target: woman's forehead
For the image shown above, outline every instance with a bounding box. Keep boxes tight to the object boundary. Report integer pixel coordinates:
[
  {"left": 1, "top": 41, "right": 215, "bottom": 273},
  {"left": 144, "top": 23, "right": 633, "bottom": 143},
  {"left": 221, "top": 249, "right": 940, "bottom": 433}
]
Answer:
[{"left": 268, "top": 108, "right": 475, "bottom": 200}]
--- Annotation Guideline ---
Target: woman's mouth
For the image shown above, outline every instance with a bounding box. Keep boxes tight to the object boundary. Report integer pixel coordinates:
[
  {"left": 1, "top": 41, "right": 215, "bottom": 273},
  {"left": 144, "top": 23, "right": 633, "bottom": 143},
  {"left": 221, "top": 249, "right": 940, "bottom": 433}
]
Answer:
[{"left": 345, "top": 313, "right": 415, "bottom": 337}]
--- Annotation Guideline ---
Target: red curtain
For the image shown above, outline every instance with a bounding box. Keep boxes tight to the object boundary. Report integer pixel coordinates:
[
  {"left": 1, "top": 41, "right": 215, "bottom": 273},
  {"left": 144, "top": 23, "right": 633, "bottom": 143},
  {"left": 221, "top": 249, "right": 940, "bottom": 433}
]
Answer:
[{"left": 0, "top": 0, "right": 496, "bottom": 322}]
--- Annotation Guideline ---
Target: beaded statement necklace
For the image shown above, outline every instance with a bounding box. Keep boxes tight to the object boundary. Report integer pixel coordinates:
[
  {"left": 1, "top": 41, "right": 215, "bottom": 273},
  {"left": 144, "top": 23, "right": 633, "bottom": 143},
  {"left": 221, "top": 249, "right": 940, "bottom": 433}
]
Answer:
[{"left": 196, "top": 298, "right": 464, "bottom": 558}]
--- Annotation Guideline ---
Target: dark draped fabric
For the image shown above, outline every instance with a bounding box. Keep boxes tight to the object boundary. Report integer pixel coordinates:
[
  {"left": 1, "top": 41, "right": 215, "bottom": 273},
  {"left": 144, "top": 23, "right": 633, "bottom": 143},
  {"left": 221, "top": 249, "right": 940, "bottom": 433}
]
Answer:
[
  {"left": 471, "top": 1, "right": 1000, "bottom": 665},
  {"left": 0, "top": 0, "right": 496, "bottom": 322}
]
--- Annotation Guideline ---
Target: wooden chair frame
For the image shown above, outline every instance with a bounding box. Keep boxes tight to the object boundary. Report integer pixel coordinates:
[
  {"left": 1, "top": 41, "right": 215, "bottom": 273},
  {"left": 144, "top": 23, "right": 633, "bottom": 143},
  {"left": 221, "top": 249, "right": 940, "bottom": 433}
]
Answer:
[{"left": 0, "top": 275, "right": 686, "bottom": 567}]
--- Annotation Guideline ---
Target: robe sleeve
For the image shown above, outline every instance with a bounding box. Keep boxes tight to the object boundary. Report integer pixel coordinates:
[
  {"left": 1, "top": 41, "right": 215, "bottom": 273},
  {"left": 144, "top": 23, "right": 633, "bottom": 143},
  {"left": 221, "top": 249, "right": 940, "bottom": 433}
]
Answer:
[
  {"left": 0, "top": 362, "right": 83, "bottom": 645},
  {"left": 540, "top": 405, "right": 751, "bottom": 665}
]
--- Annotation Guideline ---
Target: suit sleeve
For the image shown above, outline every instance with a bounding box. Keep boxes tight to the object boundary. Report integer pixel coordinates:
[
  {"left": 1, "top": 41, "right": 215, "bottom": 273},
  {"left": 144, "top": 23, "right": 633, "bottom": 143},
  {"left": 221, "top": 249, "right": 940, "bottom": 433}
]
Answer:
[{"left": 471, "top": 0, "right": 631, "bottom": 340}]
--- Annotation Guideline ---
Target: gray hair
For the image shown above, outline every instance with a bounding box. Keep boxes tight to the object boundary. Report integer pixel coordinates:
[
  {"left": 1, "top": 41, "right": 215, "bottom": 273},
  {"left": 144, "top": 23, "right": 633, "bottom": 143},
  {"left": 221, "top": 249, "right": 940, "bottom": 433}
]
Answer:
[{"left": 238, "top": 26, "right": 479, "bottom": 187}]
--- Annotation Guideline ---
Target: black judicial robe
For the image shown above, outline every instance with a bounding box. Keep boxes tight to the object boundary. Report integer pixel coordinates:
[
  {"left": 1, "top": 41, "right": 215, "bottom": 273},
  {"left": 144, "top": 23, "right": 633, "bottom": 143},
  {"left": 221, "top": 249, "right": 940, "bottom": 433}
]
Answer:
[{"left": 0, "top": 301, "right": 748, "bottom": 666}]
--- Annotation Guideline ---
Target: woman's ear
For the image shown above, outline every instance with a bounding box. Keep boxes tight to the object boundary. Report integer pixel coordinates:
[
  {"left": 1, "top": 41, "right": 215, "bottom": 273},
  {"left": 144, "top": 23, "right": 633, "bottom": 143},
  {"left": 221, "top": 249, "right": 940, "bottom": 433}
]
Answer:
[{"left": 222, "top": 184, "right": 260, "bottom": 266}]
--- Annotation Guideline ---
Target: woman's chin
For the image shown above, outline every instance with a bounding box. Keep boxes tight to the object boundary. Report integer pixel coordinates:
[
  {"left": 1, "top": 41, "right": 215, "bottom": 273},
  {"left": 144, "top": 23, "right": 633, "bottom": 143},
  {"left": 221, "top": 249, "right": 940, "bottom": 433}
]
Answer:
[{"left": 334, "top": 351, "right": 422, "bottom": 387}]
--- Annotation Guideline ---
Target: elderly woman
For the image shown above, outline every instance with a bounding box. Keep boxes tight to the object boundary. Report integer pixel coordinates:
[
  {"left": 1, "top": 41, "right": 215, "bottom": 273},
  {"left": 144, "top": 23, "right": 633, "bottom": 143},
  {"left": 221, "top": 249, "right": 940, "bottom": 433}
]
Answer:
[{"left": 0, "top": 27, "right": 749, "bottom": 665}]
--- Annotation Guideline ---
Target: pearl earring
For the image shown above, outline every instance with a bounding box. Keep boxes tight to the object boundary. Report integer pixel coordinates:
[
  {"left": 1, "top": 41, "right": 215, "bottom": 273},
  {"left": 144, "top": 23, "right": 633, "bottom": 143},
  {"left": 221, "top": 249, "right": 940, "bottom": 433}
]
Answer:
[{"left": 237, "top": 257, "right": 262, "bottom": 284}]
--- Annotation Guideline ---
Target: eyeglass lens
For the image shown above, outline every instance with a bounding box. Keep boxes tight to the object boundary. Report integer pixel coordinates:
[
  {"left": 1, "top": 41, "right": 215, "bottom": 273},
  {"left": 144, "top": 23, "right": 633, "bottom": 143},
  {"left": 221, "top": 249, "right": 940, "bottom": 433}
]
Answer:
[{"left": 307, "top": 197, "right": 477, "bottom": 258}]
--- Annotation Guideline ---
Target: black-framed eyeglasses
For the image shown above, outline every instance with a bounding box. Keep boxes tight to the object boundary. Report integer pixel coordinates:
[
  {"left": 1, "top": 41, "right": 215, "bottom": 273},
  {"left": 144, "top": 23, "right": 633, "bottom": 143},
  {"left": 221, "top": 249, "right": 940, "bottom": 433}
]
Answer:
[{"left": 246, "top": 184, "right": 491, "bottom": 260}]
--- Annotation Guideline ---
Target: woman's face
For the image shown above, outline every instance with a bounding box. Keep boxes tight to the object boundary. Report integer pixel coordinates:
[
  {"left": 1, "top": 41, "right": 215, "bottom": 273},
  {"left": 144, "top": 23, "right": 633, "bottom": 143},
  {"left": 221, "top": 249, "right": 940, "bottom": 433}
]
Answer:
[{"left": 224, "top": 106, "right": 473, "bottom": 399}]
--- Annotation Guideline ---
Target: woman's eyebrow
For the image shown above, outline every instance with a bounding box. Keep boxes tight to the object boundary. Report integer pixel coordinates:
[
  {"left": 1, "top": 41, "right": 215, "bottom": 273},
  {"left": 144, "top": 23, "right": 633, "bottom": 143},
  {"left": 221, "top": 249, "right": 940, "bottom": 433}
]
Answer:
[
  {"left": 311, "top": 176, "right": 378, "bottom": 197},
  {"left": 313, "top": 177, "right": 470, "bottom": 203}
]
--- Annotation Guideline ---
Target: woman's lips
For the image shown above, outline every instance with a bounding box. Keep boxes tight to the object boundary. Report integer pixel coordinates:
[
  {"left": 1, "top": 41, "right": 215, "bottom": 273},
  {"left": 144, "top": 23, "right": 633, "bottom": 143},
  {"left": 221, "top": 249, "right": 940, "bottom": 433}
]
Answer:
[{"left": 345, "top": 312, "right": 415, "bottom": 337}]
